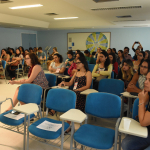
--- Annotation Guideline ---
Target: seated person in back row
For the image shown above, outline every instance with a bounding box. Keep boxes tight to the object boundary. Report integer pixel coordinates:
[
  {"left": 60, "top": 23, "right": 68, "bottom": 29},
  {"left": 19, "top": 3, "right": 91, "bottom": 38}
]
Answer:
[
  {"left": 37, "top": 47, "right": 46, "bottom": 63},
  {"left": 48, "top": 53, "right": 66, "bottom": 75},
  {"left": 92, "top": 50, "right": 112, "bottom": 90},
  {"left": 84, "top": 50, "right": 96, "bottom": 64},
  {"left": 122, "top": 72, "right": 150, "bottom": 150},
  {"left": 65, "top": 50, "right": 74, "bottom": 68},
  {"left": 127, "top": 59, "right": 150, "bottom": 93}
]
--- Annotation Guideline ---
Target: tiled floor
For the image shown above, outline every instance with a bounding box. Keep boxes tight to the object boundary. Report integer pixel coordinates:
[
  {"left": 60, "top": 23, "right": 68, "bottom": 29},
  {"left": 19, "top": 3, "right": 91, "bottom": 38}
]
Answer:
[{"left": 0, "top": 74, "right": 124, "bottom": 150}]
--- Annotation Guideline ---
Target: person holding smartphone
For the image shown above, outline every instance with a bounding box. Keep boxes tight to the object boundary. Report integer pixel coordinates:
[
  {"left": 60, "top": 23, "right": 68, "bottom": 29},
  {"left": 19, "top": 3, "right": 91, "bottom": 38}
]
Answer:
[{"left": 132, "top": 41, "right": 143, "bottom": 52}]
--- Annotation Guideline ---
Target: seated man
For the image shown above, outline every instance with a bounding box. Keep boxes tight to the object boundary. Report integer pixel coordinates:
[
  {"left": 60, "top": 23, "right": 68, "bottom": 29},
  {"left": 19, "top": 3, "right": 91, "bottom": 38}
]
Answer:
[
  {"left": 123, "top": 47, "right": 132, "bottom": 60},
  {"left": 84, "top": 50, "right": 96, "bottom": 64},
  {"left": 37, "top": 47, "right": 46, "bottom": 64},
  {"left": 127, "top": 59, "right": 150, "bottom": 93},
  {"left": 122, "top": 71, "right": 150, "bottom": 150}
]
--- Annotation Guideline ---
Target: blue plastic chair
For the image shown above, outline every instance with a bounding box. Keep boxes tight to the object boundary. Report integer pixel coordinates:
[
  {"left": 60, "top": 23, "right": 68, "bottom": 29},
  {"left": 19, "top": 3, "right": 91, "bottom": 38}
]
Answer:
[
  {"left": 88, "top": 64, "right": 95, "bottom": 73},
  {"left": 42, "top": 73, "right": 57, "bottom": 116},
  {"left": 0, "top": 84, "right": 42, "bottom": 149},
  {"left": 27, "top": 89, "right": 76, "bottom": 150},
  {"left": 1, "top": 60, "right": 7, "bottom": 83},
  {"left": 16, "top": 59, "right": 24, "bottom": 80},
  {"left": 98, "top": 79, "right": 124, "bottom": 96},
  {"left": 72, "top": 92, "right": 121, "bottom": 150},
  {"left": 111, "top": 71, "right": 114, "bottom": 78}
]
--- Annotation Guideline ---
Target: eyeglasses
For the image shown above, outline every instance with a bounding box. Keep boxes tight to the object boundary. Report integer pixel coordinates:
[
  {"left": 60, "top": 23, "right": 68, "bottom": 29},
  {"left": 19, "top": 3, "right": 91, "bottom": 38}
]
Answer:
[
  {"left": 140, "top": 65, "right": 148, "bottom": 69},
  {"left": 137, "top": 54, "right": 143, "bottom": 57},
  {"left": 75, "top": 62, "right": 82, "bottom": 65},
  {"left": 25, "top": 58, "right": 30, "bottom": 60}
]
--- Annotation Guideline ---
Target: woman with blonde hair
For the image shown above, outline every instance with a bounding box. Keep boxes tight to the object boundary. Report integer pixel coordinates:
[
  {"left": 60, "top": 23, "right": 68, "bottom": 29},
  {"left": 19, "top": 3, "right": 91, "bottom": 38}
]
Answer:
[{"left": 117, "top": 59, "right": 134, "bottom": 89}]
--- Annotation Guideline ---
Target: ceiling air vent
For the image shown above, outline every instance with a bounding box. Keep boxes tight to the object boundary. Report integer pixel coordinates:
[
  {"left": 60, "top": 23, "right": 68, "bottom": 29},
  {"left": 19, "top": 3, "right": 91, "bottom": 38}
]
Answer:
[
  {"left": 93, "top": 0, "right": 118, "bottom": 2},
  {"left": 116, "top": 15, "right": 132, "bottom": 18},
  {"left": 45, "top": 13, "right": 58, "bottom": 16},
  {"left": 0, "top": 0, "right": 12, "bottom": 3},
  {"left": 91, "top": 6, "right": 142, "bottom": 11}
]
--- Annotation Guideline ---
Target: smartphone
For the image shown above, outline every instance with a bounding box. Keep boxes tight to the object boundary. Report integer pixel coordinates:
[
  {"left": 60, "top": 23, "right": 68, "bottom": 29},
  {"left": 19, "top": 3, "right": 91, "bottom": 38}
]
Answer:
[
  {"left": 11, "top": 110, "right": 20, "bottom": 115},
  {"left": 135, "top": 41, "right": 139, "bottom": 44},
  {"left": 130, "top": 92, "right": 138, "bottom": 96}
]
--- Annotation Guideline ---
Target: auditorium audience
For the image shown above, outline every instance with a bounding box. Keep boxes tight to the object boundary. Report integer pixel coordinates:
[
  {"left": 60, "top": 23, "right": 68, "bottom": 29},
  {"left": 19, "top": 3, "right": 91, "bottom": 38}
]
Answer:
[
  {"left": 133, "top": 51, "right": 145, "bottom": 72},
  {"left": 6, "top": 53, "right": 49, "bottom": 111},
  {"left": 117, "top": 59, "right": 134, "bottom": 89},
  {"left": 127, "top": 59, "right": 150, "bottom": 93}
]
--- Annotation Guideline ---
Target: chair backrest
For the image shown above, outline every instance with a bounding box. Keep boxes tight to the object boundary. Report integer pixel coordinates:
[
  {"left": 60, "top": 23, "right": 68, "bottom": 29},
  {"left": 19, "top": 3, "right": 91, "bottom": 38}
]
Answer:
[
  {"left": 88, "top": 64, "right": 95, "bottom": 73},
  {"left": 132, "top": 98, "right": 139, "bottom": 120},
  {"left": 17, "top": 84, "right": 43, "bottom": 105},
  {"left": 46, "top": 89, "right": 76, "bottom": 112},
  {"left": 90, "top": 79, "right": 93, "bottom": 89},
  {"left": 22, "top": 59, "right": 24, "bottom": 65},
  {"left": 111, "top": 71, "right": 114, "bottom": 78},
  {"left": 136, "top": 81, "right": 139, "bottom": 88},
  {"left": 85, "top": 92, "right": 121, "bottom": 118},
  {"left": 2, "top": 60, "right": 6, "bottom": 69},
  {"left": 45, "top": 73, "right": 57, "bottom": 87},
  {"left": 98, "top": 79, "right": 124, "bottom": 96}
]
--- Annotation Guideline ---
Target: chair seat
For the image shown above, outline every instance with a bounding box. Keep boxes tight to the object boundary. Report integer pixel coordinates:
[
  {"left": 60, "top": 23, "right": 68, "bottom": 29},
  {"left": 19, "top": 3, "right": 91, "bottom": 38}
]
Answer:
[
  {"left": 0, "top": 110, "right": 35, "bottom": 126},
  {"left": 28, "top": 117, "right": 70, "bottom": 139},
  {"left": 74, "top": 124, "right": 115, "bottom": 149}
]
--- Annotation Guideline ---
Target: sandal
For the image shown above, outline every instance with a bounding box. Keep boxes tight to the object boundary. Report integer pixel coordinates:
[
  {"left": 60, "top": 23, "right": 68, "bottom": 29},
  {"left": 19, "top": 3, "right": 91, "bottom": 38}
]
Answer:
[{"left": 48, "top": 110, "right": 55, "bottom": 116}]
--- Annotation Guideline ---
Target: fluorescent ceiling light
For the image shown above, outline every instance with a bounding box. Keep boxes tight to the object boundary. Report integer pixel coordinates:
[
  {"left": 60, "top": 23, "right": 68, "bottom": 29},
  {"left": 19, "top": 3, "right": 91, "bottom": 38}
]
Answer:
[
  {"left": 9, "top": 4, "right": 43, "bottom": 9},
  {"left": 54, "top": 17, "right": 78, "bottom": 20}
]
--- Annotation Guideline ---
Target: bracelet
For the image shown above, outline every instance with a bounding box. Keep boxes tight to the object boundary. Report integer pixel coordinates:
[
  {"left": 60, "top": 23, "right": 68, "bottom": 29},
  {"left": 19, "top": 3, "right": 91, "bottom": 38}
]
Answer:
[{"left": 138, "top": 102, "right": 145, "bottom": 106}]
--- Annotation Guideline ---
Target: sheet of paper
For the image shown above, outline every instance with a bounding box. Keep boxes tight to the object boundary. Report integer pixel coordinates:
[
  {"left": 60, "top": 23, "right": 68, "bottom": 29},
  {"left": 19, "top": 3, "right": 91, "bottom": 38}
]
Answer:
[
  {"left": 4, "top": 113, "right": 25, "bottom": 120},
  {"left": 36, "top": 120, "right": 62, "bottom": 132}
]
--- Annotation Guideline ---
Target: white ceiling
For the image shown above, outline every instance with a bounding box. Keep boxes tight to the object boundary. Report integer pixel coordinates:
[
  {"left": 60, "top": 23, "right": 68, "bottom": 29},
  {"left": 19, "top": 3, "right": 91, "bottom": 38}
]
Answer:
[{"left": 0, "top": 0, "right": 150, "bottom": 30}]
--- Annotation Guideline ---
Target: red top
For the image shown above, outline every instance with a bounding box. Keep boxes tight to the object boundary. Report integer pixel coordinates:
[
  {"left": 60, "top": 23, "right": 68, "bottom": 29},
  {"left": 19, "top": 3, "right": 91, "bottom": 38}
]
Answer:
[
  {"left": 68, "top": 62, "right": 77, "bottom": 77},
  {"left": 28, "top": 65, "right": 35, "bottom": 77},
  {"left": 113, "top": 62, "right": 118, "bottom": 75}
]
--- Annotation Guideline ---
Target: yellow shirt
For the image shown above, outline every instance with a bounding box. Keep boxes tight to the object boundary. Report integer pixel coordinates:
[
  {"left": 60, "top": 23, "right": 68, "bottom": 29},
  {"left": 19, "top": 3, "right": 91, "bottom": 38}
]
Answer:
[{"left": 92, "top": 63, "right": 113, "bottom": 79}]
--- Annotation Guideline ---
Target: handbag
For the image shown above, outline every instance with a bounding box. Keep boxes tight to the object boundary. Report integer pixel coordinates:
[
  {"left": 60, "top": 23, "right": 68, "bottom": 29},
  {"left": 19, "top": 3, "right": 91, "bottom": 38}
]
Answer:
[{"left": 9, "top": 60, "right": 20, "bottom": 71}]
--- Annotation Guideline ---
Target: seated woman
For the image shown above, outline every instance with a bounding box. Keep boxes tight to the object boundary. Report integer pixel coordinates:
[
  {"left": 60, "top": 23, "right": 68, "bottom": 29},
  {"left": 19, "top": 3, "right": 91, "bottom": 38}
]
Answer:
[
  {"left": 122, "top": 72, "right": 150, "bottom": 150},
  {"left": 117, "top": 50, "right": 125, "bottom": 68},
  {"left": 145, "top": 50, "right": 150, "bottom": 60},
  {"left": 127, "top": 59, "right": 150, "bottom": 93},
  {"left": 48, "top": 53, "right": 65, "bottom": 75},
  {"left": 7, "top": 53, "right": 49, "bottom": 111},
  {"left": 18, "top": 46, "right": 25, "bottom": 57},
  {"left": 0, "top": 49, "right": 10, "bottom": 62},
  {"left": 117, "top": 59, "right": 134, "bottom": 89},
  {"left": 7, "top": 48, "right": 23, "bottom": 80},
  {"left": 109, "top": 52, "right": 118, "bottom": 78},
  {"left": 133, "top": 51, "right": 145, "bottom": 72},
  {"left": 65, "top": 50, "right": 74, "bottom": 68},
  {"left": 68, "top": 52, "right": 85, "bottom": 77},
  {"left": 92, "top": 50, "right": 112, "bottom": 90},
  {"left": 106, "top": 48, "right": 112, "bottom": 55},
  {"left": 47, "top": 47, "right": 58, "bottom": 68},
  {"left": 9, "top": 48, "right": 15, "bottom": 60},
  {"left": 59, "top": 56, "right": 92, "bottom": 112}
]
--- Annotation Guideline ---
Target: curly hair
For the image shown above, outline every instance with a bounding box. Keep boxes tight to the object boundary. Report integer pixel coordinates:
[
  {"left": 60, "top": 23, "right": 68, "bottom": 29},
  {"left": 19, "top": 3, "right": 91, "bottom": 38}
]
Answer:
[{"left": 26, "top": 53, "right": 41, "bottom": 66}]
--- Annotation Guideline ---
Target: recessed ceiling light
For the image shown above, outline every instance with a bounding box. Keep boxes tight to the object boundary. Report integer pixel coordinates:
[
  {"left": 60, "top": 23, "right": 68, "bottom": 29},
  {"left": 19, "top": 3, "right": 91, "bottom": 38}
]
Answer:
[
  {"left": 9, "top": 4, "right": 43, "bottom": 9},
  {"left": 54, "top": 17, "right": 78, "bottom": 20}
]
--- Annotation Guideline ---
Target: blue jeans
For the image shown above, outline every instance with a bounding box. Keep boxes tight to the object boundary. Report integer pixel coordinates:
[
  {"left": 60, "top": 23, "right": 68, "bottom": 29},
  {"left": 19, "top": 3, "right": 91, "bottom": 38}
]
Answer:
[{"left": 122, "top": 132, "right": 150, "bottom": 150}]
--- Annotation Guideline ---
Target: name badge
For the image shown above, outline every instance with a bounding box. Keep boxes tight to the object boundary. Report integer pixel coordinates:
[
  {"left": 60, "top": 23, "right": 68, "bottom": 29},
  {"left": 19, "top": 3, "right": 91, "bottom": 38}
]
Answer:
[
  {"left": 73, "top": 82, "right": 78, "bottom": 90},
  {"left": 56, "top": 68, "right": 60, "bottom": 73}
]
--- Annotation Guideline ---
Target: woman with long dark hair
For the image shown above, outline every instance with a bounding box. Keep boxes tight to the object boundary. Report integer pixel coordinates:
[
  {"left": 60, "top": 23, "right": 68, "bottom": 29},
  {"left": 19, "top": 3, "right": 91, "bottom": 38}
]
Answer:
[
  {"left": 117, "top": 50, "right": 125, "bottom": 68},
  {"left": 117, "top": 59, "right": 134, "bottom": 89},
  {"left": 59, "top": 56, "right": 92, "bottom": 112},
  {"left": 144, "top": 50, "right": 150, "bottom": 60},
  {"left": 7, "top": 53, "right": 49, "bottom": 111},
  {"left": 109, "top": 52, "right": 118, "bottom": 77}
]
